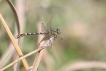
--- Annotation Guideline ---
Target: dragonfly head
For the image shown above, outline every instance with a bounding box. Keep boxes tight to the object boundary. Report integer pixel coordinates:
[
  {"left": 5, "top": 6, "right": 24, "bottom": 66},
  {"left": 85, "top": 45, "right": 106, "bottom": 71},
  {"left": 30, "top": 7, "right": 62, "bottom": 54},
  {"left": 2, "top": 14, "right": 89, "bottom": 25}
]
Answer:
[{"left": 56, "top": 29, "right": 61, "bottom": 34}]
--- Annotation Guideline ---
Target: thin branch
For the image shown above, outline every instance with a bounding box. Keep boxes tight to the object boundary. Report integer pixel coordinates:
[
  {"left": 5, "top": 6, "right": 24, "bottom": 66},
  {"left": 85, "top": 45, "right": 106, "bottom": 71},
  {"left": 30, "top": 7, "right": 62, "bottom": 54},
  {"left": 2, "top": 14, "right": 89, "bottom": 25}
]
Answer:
[
  {"left": 13, "top": 0, "right": 25, "bottom": 70},
  {"left": 0, "top": 47, "right": 44, "bottom": 71},
  {"left": 32, "top": 20, "right": 46, "bottom": 71},
  {"left": 6, "top": 0, "right": 20, "bottom": 34},
  {"left": 42, "top": 50, "right": 51, "bottom": 71},
  {"left": 32, "top": 47, "right": 45, "bottom": 71},
  {"left": 0, "top": 14, "right": 29, "bottom": 70},
  {"left": 31, "top": 20, "right": 45, "bottom": 71}
]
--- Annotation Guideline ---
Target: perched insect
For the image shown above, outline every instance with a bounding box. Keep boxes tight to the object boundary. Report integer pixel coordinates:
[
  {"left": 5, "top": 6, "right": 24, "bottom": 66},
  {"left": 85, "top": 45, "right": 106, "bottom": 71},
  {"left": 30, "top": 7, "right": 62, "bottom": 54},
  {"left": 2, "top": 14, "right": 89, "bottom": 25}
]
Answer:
[{"left": 16, "top": 17, "right": 62, "bottom": 46}]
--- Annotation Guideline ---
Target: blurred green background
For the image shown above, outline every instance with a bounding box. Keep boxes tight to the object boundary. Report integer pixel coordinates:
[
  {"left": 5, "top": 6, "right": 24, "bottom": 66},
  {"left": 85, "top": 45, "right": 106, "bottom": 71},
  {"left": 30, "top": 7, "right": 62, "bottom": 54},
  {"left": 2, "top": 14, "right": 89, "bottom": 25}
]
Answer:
[{"left": 0, "top": 0, "right": 106, "bottom": 71}]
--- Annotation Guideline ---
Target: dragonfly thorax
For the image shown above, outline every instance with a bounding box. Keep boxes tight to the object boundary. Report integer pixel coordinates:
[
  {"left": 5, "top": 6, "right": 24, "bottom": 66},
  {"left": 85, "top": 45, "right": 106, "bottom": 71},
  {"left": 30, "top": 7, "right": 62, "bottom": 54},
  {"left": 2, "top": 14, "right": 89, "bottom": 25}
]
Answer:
[{"left": 48, "top": 28, "right": 61, "bottom": 36}]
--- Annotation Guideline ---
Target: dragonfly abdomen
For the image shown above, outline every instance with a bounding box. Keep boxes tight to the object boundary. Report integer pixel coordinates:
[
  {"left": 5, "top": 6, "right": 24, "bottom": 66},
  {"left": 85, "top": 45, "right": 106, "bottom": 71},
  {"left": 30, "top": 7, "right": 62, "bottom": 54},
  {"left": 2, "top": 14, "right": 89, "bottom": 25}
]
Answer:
[
  {"left": 16, "top": 33, "right": 39, "bottom": 38},
  {"left": 16, "top": 32, "right": 49, "bottom": 39}
]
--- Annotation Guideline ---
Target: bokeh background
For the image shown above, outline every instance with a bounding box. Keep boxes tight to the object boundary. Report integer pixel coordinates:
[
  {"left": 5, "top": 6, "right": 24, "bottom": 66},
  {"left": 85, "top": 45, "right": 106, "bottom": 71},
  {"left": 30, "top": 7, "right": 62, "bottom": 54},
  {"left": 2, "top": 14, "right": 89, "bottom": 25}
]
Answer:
[{"left": 0, "top": 0, "right": 106, "bottom": 71}]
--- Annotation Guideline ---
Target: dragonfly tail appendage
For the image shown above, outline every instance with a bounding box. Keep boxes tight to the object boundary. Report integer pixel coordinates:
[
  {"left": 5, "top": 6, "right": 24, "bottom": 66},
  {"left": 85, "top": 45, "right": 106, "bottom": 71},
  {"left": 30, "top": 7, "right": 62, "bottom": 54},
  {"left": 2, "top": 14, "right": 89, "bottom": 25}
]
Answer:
[{"left": 16, "top": 34, "right": 25, "bottom": 39}]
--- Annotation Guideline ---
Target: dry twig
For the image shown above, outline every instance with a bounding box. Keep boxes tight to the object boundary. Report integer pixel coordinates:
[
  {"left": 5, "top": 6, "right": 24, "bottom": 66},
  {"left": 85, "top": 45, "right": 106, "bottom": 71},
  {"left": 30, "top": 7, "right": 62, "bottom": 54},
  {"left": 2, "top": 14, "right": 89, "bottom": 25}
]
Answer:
[
  {"left": 0, "top": 14, "right": 29, "bottom": 70},
  {"left": 0, "top": 47, "right": 44, "bottom": 71}
]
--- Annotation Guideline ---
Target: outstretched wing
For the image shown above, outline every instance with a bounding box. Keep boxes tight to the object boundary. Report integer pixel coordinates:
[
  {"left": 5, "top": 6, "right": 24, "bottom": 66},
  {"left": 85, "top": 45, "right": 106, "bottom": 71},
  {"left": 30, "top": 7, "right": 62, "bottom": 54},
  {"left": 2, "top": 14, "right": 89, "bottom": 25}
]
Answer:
[
  {"left": 41, "top": 23, "right": 48, "bottom": 33},
  {"left": 38, "top": 35, "right": 55, "bottom": 47},
  {"left": 46, "top": 16, "right": 53, "bottom": 30}
]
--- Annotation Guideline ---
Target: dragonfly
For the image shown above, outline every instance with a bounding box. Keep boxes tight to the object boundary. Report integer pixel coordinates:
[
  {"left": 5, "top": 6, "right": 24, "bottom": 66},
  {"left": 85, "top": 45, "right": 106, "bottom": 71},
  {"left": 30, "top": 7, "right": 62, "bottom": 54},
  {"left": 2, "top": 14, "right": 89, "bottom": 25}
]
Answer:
[{"left": 16, "top": 17, "right": 62, "bottom": 46}]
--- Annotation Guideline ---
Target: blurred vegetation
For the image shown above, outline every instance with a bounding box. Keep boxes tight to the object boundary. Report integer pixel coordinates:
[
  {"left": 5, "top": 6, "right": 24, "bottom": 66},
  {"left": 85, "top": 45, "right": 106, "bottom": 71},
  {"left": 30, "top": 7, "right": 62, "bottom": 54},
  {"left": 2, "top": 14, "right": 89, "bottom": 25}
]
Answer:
[{"left": 0, "top": 0, "right": 106, "bottom": 71}]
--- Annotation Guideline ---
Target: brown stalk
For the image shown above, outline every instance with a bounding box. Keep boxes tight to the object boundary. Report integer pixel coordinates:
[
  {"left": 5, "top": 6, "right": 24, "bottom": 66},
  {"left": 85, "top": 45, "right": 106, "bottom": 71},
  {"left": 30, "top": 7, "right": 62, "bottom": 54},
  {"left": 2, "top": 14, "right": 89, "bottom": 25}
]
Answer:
[
  {"left": 0, "top": 14, "right": 29, "bottom": 70},
  {"left": 32, "top": 21, "right": 45, "bottom": 71},
  {"left": 32, "top": 48, "right": 45, "bottom": 71},
  {"left": 42, "top": 50, "right": 51, "bottom": 71},
  {"left": 6, "top": 0, "right": 20, "bottom": 34},
  {"left": 0, "top": 47, "right": 44, "bottom": 71}
]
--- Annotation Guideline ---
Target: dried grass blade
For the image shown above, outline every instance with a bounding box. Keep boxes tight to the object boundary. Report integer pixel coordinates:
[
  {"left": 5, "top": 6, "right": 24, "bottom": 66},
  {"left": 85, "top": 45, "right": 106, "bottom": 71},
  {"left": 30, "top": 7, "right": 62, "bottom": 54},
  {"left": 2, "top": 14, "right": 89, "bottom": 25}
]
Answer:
[{"left": 0, "top": 14, "right": 29, "bottom": 70}]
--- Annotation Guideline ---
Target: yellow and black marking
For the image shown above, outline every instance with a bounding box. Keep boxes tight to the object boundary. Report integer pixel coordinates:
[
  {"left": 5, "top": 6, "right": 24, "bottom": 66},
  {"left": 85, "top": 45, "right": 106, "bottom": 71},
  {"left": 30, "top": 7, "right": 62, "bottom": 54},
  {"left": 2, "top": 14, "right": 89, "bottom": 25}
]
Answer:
[
  {"left": 16, "top": 32, "right": 50, "bottom": 39},
  {"left": 16, "top": 33, "right": 39, "bottom": 39}
]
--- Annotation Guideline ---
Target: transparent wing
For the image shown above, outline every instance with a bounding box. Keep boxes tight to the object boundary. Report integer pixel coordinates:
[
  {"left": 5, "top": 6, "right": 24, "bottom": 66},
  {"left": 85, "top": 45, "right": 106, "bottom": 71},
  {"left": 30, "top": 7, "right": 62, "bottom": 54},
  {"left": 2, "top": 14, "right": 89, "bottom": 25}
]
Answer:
[
  {"left": 43, "top": 36, "right": 55, "bottom": 47},
  {"left": 41, "top": 23, "right": 48, "bottom": 33},
  {"left": 38, "top": 35, "right": 55, "bottom": 47},
  {"left": 41, "top": 16, "right": 53, "bottom": 32},
  {"left": 46, "top": 16, "right": 53, "bottom": 29}
]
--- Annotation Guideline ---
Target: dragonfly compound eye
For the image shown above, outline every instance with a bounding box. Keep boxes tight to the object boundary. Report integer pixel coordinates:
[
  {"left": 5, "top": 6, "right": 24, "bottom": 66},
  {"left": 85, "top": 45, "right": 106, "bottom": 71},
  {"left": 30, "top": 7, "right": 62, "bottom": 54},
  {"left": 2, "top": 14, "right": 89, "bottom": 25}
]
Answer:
[{"left": 57, "top": 29, "right": 61, "bottom": 34}]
